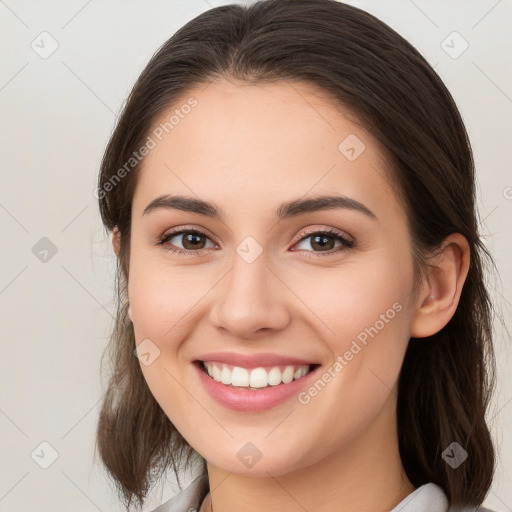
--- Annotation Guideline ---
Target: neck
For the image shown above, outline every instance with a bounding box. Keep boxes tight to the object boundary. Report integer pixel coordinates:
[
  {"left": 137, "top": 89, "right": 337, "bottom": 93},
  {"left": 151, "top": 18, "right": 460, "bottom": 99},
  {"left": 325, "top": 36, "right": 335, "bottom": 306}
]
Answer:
[{"left": 200, "top": 393, "right": 415, "bottom": 512}]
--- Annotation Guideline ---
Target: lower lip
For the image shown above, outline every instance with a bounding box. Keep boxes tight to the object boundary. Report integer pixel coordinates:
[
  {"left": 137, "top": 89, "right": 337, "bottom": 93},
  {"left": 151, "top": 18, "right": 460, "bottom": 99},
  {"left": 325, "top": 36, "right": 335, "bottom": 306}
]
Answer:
[{"left": 193, "top": 361, "right": 321, "bottom": 412}]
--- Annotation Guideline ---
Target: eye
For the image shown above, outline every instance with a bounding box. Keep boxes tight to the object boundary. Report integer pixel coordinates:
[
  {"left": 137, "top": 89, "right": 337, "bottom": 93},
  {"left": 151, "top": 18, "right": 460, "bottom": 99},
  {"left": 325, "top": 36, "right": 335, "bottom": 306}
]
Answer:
[
  {"left": 291, "top": 228, "right": 354, "bottom": 258},
  {"left": 156, "top": 228, "right": 216, "bottom": 256}
]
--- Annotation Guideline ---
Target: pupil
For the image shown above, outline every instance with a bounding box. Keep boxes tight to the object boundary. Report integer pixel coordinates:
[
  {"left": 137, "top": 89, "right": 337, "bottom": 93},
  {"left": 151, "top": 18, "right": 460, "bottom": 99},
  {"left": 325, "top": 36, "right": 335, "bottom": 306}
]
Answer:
[
  {"left": 183, "top": 233, "right": 205, "bottom": 250},
  {"left": 312, "top": 235, "right": 334, "bottom": 251}
]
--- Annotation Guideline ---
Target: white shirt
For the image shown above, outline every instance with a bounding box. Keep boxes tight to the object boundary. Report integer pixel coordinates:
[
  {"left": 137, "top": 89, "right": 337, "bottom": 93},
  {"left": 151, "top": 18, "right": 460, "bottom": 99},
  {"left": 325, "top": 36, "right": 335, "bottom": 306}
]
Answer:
[{"left": 150, "top": 473, "right": 496, "bottom": 512}]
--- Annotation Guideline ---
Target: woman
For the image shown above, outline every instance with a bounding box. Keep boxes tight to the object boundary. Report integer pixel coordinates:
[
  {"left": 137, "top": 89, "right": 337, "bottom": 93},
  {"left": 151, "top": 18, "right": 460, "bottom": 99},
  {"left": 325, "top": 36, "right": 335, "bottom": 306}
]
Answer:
[{"left": 95, "top": 1, "right": 498, "bottom": 510}]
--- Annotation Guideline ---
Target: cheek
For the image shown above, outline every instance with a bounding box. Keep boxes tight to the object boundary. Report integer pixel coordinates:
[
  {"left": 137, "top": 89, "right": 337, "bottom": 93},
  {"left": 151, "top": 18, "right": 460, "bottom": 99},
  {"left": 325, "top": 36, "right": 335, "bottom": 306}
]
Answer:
[
  {"left": 127, "top": 255, "right": 217, "bottom": 413},
  {"left": 286, "top": 252, "right": 414, "bottom": 409},
  {"left": 128, "top": 250, "right": 206, "bottom": 336},
  {"left": 285, "top": 267, "right": 413, "bottom": 455},
  {"left": 290, "top": 255, "right": 412, "bottom": 346}
]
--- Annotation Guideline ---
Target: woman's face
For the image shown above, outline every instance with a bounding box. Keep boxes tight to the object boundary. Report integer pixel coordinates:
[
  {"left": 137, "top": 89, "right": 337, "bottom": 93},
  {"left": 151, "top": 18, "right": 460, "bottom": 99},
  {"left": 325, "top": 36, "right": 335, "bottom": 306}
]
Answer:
[{"left": 126, "top": 79, "right": 418, "bottom": 476}]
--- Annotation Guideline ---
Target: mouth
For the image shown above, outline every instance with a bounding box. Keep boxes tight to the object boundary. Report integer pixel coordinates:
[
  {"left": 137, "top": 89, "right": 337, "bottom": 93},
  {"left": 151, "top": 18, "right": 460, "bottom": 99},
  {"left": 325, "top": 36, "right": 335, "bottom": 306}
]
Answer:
[{"left": 194, "top": 360, "right": 322, "bottom": 390}]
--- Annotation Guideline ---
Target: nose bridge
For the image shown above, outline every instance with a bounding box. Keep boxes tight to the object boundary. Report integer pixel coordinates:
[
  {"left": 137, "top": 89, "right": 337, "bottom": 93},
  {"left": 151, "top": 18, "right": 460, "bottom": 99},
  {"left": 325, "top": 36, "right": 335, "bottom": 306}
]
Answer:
[{"left": 209, "top": 243, "right": 289, "bottom": 336}]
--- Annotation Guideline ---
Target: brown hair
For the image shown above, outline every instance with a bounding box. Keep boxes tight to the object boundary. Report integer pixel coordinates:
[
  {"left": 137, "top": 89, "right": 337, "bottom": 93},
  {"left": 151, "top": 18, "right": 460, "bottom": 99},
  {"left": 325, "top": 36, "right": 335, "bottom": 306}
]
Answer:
[{"left": 95, "top": 0, "right": 497, "bottom": 509}]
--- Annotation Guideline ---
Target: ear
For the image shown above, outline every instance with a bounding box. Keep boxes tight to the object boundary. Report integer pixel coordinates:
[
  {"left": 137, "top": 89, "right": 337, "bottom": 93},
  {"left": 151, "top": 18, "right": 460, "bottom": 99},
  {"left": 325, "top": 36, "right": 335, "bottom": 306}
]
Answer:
[
  {"left": 410, "top": 233, "right": 470, "bottom": 338},
  {"left": 112, "top": 226, "right": 121, "bottom": 256}
]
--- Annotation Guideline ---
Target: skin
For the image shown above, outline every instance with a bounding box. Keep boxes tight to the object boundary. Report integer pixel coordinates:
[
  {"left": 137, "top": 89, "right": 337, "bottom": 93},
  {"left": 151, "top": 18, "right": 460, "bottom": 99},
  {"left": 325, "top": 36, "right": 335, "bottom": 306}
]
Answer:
[{"left": 112, "top": 79, "right": 470, "bottom": 512}]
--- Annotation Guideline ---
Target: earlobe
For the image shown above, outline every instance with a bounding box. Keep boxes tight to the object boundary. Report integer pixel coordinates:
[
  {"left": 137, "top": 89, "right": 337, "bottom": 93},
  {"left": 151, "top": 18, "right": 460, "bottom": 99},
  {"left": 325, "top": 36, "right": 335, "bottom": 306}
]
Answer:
[{"left": 410, "top": 233, "right": 470, "bottom": 338}]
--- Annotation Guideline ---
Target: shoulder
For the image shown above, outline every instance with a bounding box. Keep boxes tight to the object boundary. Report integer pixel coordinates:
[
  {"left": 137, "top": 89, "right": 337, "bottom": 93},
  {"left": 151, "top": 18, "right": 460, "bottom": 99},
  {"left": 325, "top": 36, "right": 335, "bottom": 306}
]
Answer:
[
  {"left": 149, "top": 473, "right": 209, "bottom": 512},
  {"left": 448, "top": 507, "right": 497, "bottom": 512},
  {"left": 392, "top": 482, "right": 497, "bottom": 512}
]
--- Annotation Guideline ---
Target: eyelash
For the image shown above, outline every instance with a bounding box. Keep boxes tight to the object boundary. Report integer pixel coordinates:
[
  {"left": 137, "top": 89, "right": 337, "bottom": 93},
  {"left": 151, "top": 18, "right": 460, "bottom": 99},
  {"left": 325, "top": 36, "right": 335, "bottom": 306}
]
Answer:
[{"left": 155, "top": 226, "right": 355, "bottom": 259}]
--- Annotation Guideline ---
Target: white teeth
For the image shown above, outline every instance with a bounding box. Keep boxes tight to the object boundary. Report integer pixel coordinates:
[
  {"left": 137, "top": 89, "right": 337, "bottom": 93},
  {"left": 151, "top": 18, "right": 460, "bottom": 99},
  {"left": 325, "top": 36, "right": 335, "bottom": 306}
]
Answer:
[
  {"left": 202, "top": 362, "right": 312, "bottom": 388},
  {"left": 249, "top": 367, "right": 268, "bottom": 388},
  {"left": 267, "top": 367, "right": 282, "bottom": 386},
  {"left": 231, "top": 367, "right": 249, "bottom": 387},
  {"left": 281, "top": 366, "right": 295, "bottom": 384},
  {"left": 212, "top": 365, "right": 222, "bottom": 382},
  {"left": 221, "top": 366, "right": 231, "bottom": 385}
]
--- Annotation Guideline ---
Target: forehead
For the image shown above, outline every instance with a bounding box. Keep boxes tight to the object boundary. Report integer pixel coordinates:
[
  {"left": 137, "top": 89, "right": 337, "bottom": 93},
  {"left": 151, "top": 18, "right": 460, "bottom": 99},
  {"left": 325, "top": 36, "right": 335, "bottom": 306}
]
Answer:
[{"left": 132, "top": 79, "right": 398, "bottom": 222}]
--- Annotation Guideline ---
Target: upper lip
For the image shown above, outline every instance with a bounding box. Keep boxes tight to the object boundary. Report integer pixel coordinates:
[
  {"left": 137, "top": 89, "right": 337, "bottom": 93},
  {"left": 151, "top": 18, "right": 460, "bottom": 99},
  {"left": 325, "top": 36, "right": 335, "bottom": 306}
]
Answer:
[{"left": 195, "top": 351, "right": 320, "bottom": 368}]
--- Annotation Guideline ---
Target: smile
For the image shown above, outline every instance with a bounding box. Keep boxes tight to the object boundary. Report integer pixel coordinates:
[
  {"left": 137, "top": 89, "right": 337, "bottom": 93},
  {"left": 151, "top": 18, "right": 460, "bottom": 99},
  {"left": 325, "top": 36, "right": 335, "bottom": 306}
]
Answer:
[
  {"left": 193, "top": 360, "right": 322, "bottom": 412},
  {"left": 201, "top": 361, "right": 314, "bottom": 389}
]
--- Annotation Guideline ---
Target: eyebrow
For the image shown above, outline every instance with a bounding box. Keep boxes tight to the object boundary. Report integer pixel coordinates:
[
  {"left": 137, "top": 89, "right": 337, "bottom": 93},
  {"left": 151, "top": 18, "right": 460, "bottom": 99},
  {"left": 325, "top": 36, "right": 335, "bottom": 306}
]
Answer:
[{"left": 142, "top": 194, "right": 377, "bottom": 222}]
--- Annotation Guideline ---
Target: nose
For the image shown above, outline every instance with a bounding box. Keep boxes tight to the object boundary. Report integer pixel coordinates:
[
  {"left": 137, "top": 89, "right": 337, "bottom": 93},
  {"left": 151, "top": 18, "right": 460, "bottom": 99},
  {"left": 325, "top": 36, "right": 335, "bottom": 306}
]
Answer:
[{"left": 209, "top": 252, "right": 290, "bottom": 339}]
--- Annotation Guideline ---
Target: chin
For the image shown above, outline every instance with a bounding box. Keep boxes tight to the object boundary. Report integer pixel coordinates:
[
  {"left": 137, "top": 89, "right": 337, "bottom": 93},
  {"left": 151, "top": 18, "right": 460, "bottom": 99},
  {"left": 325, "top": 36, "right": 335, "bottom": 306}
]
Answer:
[{"left": 205, "top": 446, "right": 311, "bottom": 478}]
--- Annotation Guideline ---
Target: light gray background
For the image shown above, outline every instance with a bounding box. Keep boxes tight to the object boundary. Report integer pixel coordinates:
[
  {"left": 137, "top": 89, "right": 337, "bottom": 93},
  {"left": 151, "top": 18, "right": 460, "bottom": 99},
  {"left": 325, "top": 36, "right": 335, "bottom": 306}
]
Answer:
[{"left": 0, "top": 0, "right": 511, "bottom": 511}]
